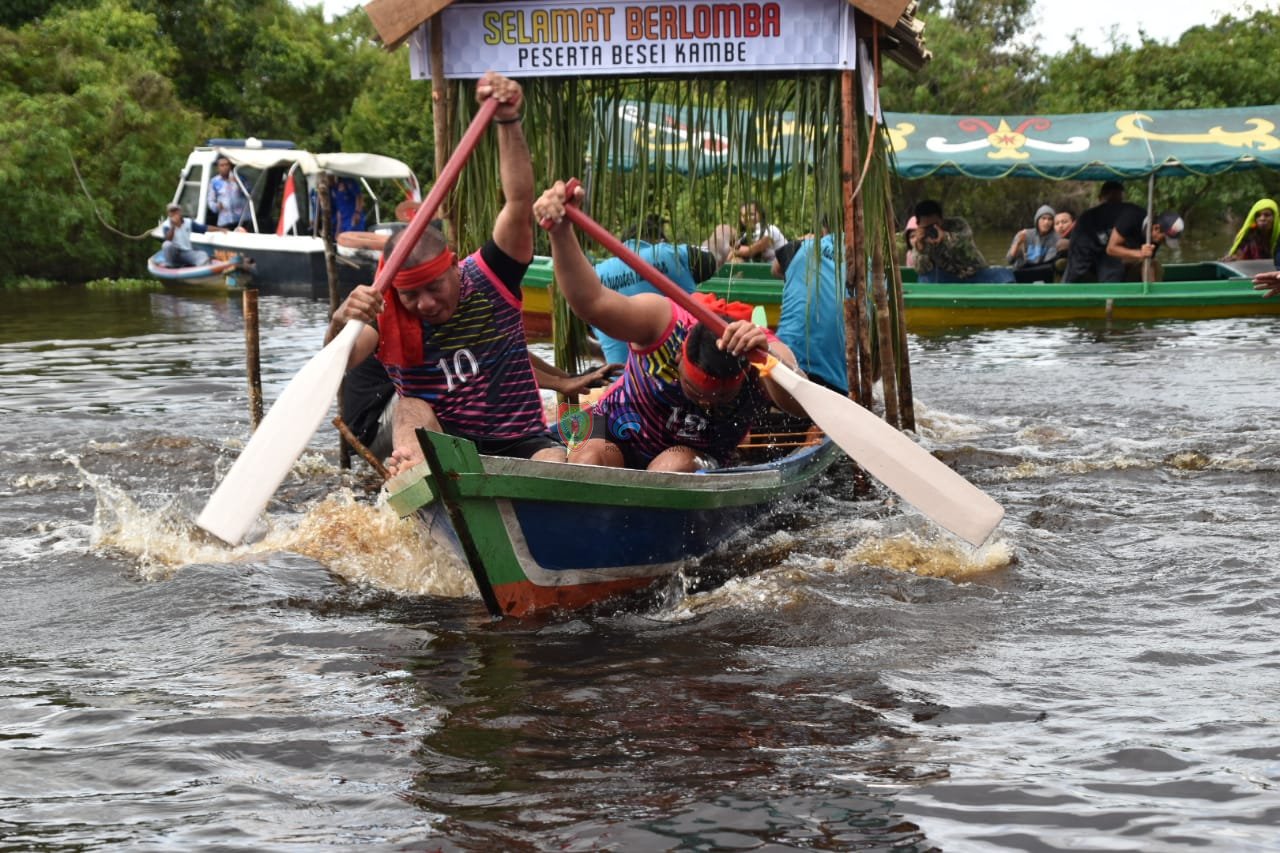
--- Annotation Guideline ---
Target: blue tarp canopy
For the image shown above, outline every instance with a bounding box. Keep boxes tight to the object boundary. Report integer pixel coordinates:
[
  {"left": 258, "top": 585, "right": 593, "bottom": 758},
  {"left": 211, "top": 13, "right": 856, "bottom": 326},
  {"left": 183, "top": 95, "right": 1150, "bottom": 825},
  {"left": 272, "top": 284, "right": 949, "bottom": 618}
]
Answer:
[{"left": 884, "top": 106, "right": 1280, "bottom": 180}]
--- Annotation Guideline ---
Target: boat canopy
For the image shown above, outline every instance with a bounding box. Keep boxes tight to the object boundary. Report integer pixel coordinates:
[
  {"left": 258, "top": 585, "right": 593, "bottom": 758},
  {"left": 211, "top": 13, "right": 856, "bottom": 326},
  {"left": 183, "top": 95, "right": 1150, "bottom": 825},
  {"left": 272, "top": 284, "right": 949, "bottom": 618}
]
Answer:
[
  {"left": 315, "top": 152, "right": 417, "bottom": 181},
  {"left": 884, "top": 105, "right": 1280, "bottom": 180},
  {"left": 213, "top": 148, "right": 416, "bottom": 181}
]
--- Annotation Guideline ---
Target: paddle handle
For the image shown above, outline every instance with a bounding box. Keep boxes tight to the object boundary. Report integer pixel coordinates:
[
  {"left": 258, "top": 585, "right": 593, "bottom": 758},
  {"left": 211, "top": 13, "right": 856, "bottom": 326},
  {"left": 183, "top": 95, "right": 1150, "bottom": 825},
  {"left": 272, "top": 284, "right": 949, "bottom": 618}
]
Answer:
[{"left": 371, "top": 97, "right": 500, "bottom": 294}]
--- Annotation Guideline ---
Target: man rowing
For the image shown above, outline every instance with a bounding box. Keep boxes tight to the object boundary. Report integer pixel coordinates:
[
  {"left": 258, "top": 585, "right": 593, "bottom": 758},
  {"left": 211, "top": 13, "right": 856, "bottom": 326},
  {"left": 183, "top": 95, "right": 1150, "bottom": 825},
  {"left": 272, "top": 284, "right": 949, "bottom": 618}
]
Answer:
[
  {"left": 535, "top": 180, "right": 807, "bottom": 472},
  {"left": 326, "top": 72, "right": 611, "bottom": 475}
]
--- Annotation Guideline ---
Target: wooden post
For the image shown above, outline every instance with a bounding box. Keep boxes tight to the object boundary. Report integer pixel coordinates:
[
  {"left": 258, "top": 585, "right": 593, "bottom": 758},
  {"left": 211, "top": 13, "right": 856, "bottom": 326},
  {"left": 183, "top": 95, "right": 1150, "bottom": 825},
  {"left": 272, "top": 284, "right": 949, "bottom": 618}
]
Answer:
[
  {"left": 841, "top": 70, "right": 874, "bottom": 411},
  {"left": 319, "top": 176, "right": 340, "bottom": 316},
  {"left": 317, "top": 175, "right": 351, "bottom": 470},
  {"left": 840, "top": 70, "right": 861, "bottom": 405},
  {"left": 242, "top": 288, "right": 264, "bottom": 430}
]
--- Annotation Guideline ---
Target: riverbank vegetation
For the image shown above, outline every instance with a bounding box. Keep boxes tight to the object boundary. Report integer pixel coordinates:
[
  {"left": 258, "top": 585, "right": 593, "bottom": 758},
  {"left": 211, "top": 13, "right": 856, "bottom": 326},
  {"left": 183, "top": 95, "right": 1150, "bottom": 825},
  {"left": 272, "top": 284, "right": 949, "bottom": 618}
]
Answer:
[{"left": 1, "top": 0, "right": 1277, "bottom": 281}]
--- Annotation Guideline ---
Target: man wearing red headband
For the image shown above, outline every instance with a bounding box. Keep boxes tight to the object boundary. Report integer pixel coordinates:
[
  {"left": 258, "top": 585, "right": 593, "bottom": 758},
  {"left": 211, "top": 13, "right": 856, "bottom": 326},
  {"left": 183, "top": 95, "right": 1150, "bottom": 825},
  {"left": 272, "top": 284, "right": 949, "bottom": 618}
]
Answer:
[
  {"left": 328, "top": 72, "right": 605, "bottom": 475},
  {"left": 535, "top": 181, "right": 807, "bottom": 473}
]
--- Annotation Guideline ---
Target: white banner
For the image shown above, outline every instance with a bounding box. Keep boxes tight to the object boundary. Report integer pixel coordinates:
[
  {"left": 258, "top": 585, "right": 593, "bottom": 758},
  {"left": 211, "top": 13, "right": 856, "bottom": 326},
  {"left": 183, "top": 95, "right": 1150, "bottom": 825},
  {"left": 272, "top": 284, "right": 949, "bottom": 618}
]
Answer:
[{"left": 408, "top": 0, "right": 857, "bottom": 80}]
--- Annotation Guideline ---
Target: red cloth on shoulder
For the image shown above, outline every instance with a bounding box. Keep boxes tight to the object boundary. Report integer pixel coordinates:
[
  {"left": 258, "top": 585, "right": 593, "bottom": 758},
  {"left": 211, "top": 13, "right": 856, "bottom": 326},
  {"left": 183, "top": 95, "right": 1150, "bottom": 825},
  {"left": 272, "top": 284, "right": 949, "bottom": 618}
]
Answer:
[{"left": 376, "top": 289, "right": 421, "bottom": 368}]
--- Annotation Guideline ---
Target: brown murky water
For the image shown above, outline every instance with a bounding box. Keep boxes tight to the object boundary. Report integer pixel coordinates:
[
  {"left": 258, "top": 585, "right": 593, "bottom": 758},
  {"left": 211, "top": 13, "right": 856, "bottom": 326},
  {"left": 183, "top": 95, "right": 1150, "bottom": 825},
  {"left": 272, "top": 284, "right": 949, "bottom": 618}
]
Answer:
[{"left": 3, "top": 283, "right": 1278, "bottom": 850}]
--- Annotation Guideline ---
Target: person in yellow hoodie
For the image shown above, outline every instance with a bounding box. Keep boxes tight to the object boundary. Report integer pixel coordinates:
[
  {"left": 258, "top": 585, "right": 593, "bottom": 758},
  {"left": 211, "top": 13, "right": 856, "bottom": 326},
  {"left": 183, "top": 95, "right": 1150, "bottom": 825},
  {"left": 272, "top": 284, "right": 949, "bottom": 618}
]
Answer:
[{"left": 1223, "top": 198, "right": 1279, "bottom": 263}]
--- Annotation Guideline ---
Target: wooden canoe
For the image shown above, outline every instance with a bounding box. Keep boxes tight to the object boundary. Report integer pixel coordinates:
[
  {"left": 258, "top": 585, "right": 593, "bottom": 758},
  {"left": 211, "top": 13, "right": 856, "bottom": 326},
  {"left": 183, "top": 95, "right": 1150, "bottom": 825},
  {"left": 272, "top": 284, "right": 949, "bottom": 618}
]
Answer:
[
  {"left": 386, "top": 427, "right": 839, "bottom": 618},
  {"left": 146, "top": 251, "right": 248, "bottom": 287}
]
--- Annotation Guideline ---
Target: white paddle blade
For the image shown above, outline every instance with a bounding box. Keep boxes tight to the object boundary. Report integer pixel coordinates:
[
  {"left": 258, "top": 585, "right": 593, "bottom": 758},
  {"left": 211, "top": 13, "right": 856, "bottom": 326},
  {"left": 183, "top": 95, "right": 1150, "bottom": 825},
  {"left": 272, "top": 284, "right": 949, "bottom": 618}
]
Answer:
[
  {"left": 768, "top": 363, "right": 1004, "bottom": 546},
  {"left": 196, "top": 320, "right": 366, "bottom": 545}
]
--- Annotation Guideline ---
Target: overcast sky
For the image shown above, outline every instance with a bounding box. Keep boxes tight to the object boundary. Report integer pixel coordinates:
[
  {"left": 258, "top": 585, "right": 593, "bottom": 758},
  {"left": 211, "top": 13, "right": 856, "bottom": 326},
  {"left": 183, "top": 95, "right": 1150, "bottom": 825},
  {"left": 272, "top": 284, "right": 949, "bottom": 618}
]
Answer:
[
  {"left": 303, "top": 0, "right": 1242, "bottom": 57},
  {"left": 1022, "top": 0, "right": 1239, "bottom": 56}
]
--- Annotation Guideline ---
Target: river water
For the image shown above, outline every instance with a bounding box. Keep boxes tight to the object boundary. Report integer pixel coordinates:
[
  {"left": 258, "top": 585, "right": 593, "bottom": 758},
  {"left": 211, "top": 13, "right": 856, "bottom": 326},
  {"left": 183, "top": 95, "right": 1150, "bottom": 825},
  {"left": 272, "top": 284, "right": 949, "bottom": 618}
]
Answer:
[{"left": 3, "top": 283, "right": 1279, "bottom": 851}]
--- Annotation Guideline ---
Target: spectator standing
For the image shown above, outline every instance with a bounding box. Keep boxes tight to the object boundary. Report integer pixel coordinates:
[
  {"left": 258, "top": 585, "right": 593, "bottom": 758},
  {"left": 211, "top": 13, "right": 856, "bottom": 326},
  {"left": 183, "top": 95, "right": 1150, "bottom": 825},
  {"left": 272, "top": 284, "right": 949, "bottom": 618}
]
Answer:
[{"left": 208, "top": 156, "right": 249, "bottom": 228}]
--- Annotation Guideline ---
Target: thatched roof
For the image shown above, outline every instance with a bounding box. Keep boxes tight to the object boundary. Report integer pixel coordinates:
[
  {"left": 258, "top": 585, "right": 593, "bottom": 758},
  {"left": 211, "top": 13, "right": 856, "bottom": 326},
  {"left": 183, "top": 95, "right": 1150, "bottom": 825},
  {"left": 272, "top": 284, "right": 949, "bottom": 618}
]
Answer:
[{"left": 363, "top": 0, "right": 930, "bottom": 69}]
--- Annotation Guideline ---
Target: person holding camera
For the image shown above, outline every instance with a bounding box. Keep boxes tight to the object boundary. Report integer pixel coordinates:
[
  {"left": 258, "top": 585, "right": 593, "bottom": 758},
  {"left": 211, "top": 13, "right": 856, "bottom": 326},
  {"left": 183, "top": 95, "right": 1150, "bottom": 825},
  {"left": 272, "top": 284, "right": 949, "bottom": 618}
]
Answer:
[{"left": 910, "top": 199, "right": 1014, "bottom": 284}]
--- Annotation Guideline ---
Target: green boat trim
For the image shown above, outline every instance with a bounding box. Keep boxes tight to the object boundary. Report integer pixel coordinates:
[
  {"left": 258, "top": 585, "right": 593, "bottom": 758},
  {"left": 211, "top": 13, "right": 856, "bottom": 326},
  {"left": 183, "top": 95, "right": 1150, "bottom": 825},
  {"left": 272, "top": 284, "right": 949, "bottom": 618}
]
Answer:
[{"left": 386, "top": 429, "right": 842, "bottom": 617}]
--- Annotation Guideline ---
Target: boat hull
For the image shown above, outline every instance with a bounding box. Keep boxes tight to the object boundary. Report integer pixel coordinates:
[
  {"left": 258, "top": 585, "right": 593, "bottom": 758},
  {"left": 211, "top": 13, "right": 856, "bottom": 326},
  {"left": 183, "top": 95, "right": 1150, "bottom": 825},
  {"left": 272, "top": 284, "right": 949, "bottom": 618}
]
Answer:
[
  {"left": 146, "top": 251, "right": 246, "bottom": 288},
  {"left": 519, "top": 258, "right": 1279, "bottom": 334},
  {"left": 387, "top": 430, "right": 840, "bottom": 617},
  {"left": 189, "top": 233, "right": 373, "bottom": 298},
  {"left": 900, "top": 278, "right": 1280, "bottom": 329}
]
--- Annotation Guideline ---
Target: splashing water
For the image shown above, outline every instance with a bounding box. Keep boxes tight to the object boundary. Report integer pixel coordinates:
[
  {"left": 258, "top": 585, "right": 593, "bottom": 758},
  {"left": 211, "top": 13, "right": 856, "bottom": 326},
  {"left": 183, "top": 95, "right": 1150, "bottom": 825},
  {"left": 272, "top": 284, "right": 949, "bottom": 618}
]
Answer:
[
  {"left": 72, "top": 453, "right": 473, "bottom": 598},
  {"left": 850, "top": 532, "right": 1013, "bottom": 580}
]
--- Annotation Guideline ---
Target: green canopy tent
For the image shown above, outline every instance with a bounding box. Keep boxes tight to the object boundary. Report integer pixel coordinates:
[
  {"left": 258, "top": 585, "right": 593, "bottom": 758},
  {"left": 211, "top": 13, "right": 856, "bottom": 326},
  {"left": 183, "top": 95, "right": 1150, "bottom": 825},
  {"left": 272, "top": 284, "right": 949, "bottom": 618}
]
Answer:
[
  {"left": 884, "top": 105, "right": 1280, "bottom": 283},
  {"left": 883, "top": 105, "right": 1280, "bottom": 180}
]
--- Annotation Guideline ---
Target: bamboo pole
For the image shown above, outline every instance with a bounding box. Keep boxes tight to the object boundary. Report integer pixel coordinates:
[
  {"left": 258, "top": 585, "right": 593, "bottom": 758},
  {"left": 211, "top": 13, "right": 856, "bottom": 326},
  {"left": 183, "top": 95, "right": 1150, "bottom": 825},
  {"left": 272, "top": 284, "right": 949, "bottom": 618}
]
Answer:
[
  {"left": 242, "top": 287, "right": 264, "bottom": 430},
  {"left": 333, "top": 416, "right": 390, "bottom": 479},
  {"left": 870, "top": 231, "right": 900, "bottom": 428},
  {"left": 1143, "top": 172, "right": 1155, "bottom": 290},
  {"left": 884, "top": 193, "right": 917, "bottom": 431}
]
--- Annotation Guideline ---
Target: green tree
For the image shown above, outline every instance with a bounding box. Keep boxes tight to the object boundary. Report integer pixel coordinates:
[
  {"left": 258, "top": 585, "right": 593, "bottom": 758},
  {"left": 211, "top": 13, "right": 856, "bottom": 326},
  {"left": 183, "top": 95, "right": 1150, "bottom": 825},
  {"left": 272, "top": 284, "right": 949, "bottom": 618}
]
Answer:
[
  {"left": 337, "top": 26, "right": 437, "bottom": 178},
  {"left": 132, "top": 0, "right": 385, "bottom": 151},
  {"left": 0, "top": 0, "right": 207, "bottom": 280},
  {"left": 0, "top": 0, "right": 94, "bottom": 30}
]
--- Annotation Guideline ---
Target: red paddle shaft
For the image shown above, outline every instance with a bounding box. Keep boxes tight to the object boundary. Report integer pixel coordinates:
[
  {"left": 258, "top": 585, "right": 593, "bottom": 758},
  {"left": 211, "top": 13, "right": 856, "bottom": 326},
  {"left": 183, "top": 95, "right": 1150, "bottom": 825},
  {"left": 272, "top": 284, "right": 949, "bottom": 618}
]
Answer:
[
  {"left": 370, "top": 98, "right": 500, "bottom": 294},
  {"left": 552, "top": 177, "right": 745, "bottom": 341}
]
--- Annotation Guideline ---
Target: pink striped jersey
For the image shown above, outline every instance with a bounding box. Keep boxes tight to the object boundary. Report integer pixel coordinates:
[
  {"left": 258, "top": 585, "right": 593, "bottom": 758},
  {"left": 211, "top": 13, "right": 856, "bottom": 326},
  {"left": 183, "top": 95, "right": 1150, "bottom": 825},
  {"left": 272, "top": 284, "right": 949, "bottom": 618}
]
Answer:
[
  {"left": 383, "top": 246, "right": 546, "bottom": 441},
  {"left": 586, "top": 303, "right": 774, "bottom": 466}
]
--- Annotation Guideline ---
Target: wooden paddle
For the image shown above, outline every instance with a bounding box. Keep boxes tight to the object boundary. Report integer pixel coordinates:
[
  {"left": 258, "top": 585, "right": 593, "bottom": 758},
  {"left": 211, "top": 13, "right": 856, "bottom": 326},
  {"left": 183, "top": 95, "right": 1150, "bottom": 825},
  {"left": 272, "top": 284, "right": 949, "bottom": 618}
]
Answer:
[
  {"left": 547, "top": 179, "right": 1004, "bottom": 547},
  {"left": 196, "top": 98, "right": 501, "bottom": 545}
]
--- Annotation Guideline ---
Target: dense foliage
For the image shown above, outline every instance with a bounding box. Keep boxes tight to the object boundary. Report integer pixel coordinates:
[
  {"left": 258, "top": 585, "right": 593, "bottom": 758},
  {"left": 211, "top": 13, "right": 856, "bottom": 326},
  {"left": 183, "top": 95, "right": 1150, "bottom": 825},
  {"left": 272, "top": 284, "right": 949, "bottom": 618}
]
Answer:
[{"left": 0, "top": 0, "right": 1277, "bottom": 281}]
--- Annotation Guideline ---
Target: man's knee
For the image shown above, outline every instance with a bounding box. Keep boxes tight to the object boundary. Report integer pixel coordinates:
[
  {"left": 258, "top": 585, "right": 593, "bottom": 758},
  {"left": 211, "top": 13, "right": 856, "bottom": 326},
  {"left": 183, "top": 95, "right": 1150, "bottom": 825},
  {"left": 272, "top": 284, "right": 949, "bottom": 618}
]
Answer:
[
  {"left": 531, "top": 445, "right": 568, "bottom": 463},
  {"left": 568, "top": 438, "right": 623, "bottom": 467},
  {"left": 646, "top": 445, "right": 708, "bottom": 472},
  {"left": 395, "top": 396, "right": 442, "bottom": 432}
]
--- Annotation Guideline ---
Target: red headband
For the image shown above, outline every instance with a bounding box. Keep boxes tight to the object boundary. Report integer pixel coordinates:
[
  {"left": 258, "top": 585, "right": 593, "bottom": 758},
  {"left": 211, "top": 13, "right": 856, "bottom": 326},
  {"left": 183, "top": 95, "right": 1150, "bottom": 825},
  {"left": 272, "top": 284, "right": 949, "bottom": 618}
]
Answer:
[
  {"left": 680, "top": 333, "right": 745, "bottom": 393},
  {"left": 377, "top": 249, "right": 456, "bottom": 291}
]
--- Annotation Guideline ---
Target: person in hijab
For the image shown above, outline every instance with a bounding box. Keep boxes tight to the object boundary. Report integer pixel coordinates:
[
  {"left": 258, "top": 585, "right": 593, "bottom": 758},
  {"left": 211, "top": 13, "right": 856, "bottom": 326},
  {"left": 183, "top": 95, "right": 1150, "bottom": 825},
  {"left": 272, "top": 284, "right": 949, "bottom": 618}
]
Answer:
[{"left": 1222, "top": 198, "right": 1278, "bottom": 264}]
